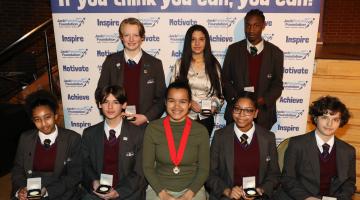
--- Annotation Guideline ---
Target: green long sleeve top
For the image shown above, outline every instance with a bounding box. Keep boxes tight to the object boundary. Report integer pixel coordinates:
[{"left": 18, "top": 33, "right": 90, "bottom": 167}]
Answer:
[{"left": 143, "top": 117, "right": 210, "bottom": 195}]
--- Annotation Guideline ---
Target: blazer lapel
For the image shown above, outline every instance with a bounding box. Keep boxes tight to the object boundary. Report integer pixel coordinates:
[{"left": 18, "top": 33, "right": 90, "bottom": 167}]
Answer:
[
  {"left": 224, "top": 124, "right": 235, "bottom": 182},
  {"left": 240, "top": 43, "right": 250, "bottom": 86},
  {"left": 258, "top": 42, "right": 271, "bottom": 96},
  {"left": 118, "top": 121, "right": 130, "bottom": 176},
  {"left": 256, "top": 129, "right": 267, "bottom": 183},
  {"left": 53, "top": 129, "right": 67, "bottom": 176},
  {"left": 96, "top": 123, "right": 105, "bottom": 173},
  {"left": 25, "top": 131, "right": 38, "bottom": 173},
  {"left": 139, "top": 51, "right": 149, "bottom": 111},
  {"left": 307, "top": 132, "right": 321, "bottom": 185},
  {"left": 117, "top": 51, "right": 125, "bottom": 86},
  {"left": 331, "top": 138, "right": 348, "bottom": 193}
]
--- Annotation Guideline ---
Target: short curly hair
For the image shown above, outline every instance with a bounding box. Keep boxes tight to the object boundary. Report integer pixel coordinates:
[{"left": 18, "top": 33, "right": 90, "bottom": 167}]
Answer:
[
  {"left": 25, "top": 90, "right": 58, "bottom": 118},
  {"left": 309, "top": 96, "right": 350, "bottom": 127}
]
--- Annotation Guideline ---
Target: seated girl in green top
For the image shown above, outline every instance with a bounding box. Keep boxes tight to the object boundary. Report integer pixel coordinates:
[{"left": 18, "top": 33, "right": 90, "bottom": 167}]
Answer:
[{"left": 143, "top": 81, "right": 210, "bottom": 200}]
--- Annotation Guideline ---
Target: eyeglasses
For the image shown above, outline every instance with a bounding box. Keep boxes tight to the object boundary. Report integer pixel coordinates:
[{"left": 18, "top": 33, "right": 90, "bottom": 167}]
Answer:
[{"left": 233, "top": 107, "right": 255, "bottom": 115}]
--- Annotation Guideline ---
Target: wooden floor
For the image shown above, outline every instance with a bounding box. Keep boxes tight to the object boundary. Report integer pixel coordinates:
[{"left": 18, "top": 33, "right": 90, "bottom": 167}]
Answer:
[{"left": 0, "top": 174, "right": 11, "bottom": 199}]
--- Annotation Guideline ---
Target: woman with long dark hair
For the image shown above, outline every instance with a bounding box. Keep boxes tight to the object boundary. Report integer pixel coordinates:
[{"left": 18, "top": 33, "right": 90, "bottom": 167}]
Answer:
[{"left": 170, "top": 24, "right": 223, "bottom": 135}]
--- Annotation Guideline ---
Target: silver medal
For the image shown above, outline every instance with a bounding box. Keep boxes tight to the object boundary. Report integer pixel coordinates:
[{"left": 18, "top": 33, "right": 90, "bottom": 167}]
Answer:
[{"left": 173, "top": 166, "right": 180, "bottom": 174}]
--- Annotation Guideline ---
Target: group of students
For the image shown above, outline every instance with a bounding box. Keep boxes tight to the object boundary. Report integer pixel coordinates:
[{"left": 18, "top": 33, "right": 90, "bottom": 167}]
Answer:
[
  {"left": 96, "top": 9, "right": 283, "bottom": 133},
  {"left": 11, "top": 8, "right": 355, "bottom": 200},
  {"left": 11, "top": 85, "right": 355, "bottom": 200}
]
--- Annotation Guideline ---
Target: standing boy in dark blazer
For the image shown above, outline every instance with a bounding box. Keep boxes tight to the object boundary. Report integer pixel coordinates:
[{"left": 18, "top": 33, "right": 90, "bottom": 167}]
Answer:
[
  {"left": 96, "top": 18, "right": 166, "bottom": 126},
  {"left": 222, "top": 9, "right": 284, "bottom": 130},
  {"left": 12, "top": 90, "right": 82, "bottom": 200},
  {"left": 206, "top": 92, "right": 280, "bottom": 200},
  {"left": 279, "top": 96, "right": 356, "bottom": 200},
  {"left": 82, "top": 85, "right": 146, "bottom": 200}
]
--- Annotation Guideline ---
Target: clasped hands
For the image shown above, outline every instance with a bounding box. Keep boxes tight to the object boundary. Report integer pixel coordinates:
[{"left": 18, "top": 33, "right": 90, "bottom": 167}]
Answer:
[{"left": 159, "top": 189, "right": 194, "bottom": 200}]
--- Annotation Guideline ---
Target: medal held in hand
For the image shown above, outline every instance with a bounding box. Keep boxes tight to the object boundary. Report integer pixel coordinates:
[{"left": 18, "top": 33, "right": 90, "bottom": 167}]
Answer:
[
  {"left": 27, "top": 177, "right": 42, "bottom": 200},
  {"left": 163, "top": 116, "right": 192, "bottom": 175},
  {"left": 200, "top": 100, "right": 212, "bottom": 116}
]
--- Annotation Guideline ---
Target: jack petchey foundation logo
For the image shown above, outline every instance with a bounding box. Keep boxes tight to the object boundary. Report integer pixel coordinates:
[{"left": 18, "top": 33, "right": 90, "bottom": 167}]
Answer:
[
  {"left": 139, "top": 17, "right": 160, "bottom": 27},
  {"left": 277, "top": 110, "right": 304, "bottom": 119},
  {"left": 284, "top": 50, "right": 311, "bottom": 60},
  {"left": 169, "top": 34, "right": 185, "bottom": 43},
  {"left": 95, "top": 33, "right": 119, "bottom": 43},
  {"left": 61, "top": 49, "right": 88, "bottom": 58},
  {"left": 146, "top": 48, "right": 161, "bottom": 57},
  {"left": 284, "top": 18, "right": 315, "bottom": 28},
  {"left": 64, "top": 78, "right": 90, "bottom": 87},
  {"left": 212, "top": 50, "right": 226, "bottom": 60},
  {"left": 57, "top": 18, "right": 85, "bottom": 28},
  {"left": 207, "top": 17, "right": 237, "bottom": 28},
  {"left": 263, "top": 33, "right": 275, "bottom": 42},
  {"left": 67, "top": 106, "right": 93, "bottom": 115},
  {"left": 283, "top": 81, "right": 308, "bottom": 90}
]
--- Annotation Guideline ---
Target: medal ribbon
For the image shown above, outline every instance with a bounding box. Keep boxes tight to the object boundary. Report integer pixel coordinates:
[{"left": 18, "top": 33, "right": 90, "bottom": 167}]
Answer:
[{"left": 163, "top": 116, "right": 192, "bottom": 167}]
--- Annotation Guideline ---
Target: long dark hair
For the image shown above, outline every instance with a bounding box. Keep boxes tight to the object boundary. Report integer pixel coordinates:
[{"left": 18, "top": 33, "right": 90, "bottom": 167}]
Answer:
[{"left": 177, "top": 24, "right": 222, "bottom": 98}]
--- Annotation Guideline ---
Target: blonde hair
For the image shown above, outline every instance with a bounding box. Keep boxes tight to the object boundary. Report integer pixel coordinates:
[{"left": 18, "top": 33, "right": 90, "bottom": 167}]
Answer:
[{"left": 118, "top": 17, "right": 145, "bottom": 38}]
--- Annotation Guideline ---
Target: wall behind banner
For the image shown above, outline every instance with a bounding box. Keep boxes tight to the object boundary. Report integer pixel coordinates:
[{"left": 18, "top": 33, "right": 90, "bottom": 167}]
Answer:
[{"left": 50, "top": 1, "right": 320, "bottom": 143}]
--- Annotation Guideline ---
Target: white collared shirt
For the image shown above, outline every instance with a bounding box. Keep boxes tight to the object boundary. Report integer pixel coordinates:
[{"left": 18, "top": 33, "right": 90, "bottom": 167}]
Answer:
[
  {"left": 38, "top": 125, "right": 58, "bottom": 145},
  {"left": 104, "top": 120, "right": 123, "bottom": 140},
  {"left": 315, "top": 131, "right": 335, "bottom": 154},
  {"left": 246, "top": 39, "right": 264, "bottom": 55},
  {"left": 124, "top": 50, "right": 143, "bottom": 64},
  {"left": 233, "top": 122, "right": 256, "bottom": 144}
]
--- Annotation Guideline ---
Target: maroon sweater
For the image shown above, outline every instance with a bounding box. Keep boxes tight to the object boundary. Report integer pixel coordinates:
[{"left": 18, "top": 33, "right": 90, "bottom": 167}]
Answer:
[
  {"left": 33, "top": 139, "right": 57, "bottom": 172},
  {"left": 103, "top": 135, "right": 120, "bottom": 186},
  {"left": 233, "top": 134, "right": 260, "bottom": 187},
  {"left": 123, "top": 60, "right": 142, "bottom": 110},
  {"left": 319, "top": 146, "right": 337, "bottom": 196},
  {"left": 247, "top": 51, "right": 263, "bottom": 92}
]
